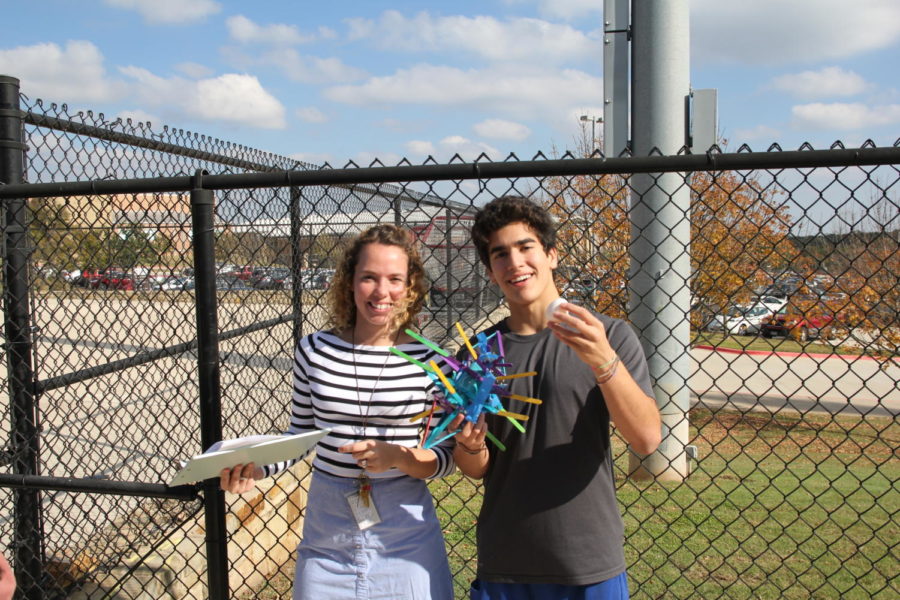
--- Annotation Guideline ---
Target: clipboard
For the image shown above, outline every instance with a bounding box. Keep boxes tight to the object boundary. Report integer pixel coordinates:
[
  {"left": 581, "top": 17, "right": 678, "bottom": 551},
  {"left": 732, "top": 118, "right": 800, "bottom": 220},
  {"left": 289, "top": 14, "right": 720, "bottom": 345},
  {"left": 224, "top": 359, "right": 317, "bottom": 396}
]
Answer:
[{"left": 169, "top": 429, "right": 330, "bottom": 486}]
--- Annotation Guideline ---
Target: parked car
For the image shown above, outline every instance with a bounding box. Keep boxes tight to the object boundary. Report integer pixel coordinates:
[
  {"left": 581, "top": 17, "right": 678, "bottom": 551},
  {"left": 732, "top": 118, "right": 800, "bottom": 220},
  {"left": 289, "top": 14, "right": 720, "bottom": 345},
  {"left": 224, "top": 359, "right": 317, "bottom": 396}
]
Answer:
[
  {"left": 560, "top": 277, "right": 603, "bottom": 302},
  {"left": 708, "top": 303, "right": 772, "bottom": 335},
  {"left": 750, "top": 295, "right": 787, "bottom": 312},
  {"left": 72, "top": 268, "right": 103, "bottom": 288},
  {"left": 226, "top": 265, "right": 254, "bottom": 280},
  {"left": 215, "top": 276, "right": 250, "bottom": 291},
  {"left": 95, "top": 269, "right": 135, "bottom": 291},
  {"left": 759, "top": 306, "right": 834, "bottom": 341},
  {"left": 159, "top": 276, "right": 190, "bottom": 291},
  {"left": 307, "top": 270, "right": 333, "bottom": 290},
  {"left": 254, "top": 268, "right": 291, "bottom": 290},
  {"left": 60, "top": 269, "right": 81, "bottom": 283},
  {"left": 248, "top": 267, "right": 274, "bottom": 288}
]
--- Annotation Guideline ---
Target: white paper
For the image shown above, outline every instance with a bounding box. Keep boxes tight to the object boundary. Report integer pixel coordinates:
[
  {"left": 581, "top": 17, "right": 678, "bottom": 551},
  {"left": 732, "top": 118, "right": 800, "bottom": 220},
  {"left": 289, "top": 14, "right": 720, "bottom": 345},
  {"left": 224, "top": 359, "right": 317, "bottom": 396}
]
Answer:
[{"left": 169, "top": 429, "right": 330, "bottom": 486}]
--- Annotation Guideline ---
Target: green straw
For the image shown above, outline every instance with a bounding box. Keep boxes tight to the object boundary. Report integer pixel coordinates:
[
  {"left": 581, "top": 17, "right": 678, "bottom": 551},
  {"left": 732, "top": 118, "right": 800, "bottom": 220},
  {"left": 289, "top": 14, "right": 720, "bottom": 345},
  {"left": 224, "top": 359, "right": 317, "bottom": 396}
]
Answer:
[
  {"left": 485, "top": 430, "right": 506, "bottom": 451},
  {"left": 404, "top": 329, "right": 450, "bottom": 356},
  {"left": 389, "top": 347, "right": 433, "bottom": 371},
  {"left": 505, "top": 416, "right": 526, "bottom": 434}
]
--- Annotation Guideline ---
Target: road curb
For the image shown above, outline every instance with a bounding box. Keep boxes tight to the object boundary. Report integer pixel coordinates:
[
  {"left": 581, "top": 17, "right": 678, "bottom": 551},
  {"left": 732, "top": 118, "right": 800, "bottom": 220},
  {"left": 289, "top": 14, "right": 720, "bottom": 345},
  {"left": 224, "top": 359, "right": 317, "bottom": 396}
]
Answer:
[{"left": 693, "top": 344, "right": 898, "bottom": 363}]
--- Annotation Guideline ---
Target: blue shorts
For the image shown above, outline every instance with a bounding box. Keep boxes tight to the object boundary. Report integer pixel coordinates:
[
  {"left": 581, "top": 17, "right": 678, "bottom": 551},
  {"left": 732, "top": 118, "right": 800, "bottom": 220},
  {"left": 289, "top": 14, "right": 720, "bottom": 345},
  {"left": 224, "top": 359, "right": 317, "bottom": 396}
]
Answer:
[{"left": 470, "top": 572, "right": 629, "bottom": 600}]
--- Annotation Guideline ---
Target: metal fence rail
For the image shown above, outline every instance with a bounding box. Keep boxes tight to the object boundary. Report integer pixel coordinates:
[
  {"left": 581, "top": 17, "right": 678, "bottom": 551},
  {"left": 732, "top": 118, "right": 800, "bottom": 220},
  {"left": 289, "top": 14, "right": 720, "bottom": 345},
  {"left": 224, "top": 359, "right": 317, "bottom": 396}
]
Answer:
[{"left": 2, "top": 75, "right": 898, "bottom": 599}]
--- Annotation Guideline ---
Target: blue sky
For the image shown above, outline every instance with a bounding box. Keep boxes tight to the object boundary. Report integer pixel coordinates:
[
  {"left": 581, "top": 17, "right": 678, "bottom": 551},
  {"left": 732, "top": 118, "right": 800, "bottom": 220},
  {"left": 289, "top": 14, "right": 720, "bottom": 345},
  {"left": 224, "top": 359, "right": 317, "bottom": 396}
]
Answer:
[{"left": 1, "top": 0, "right": 898, "bottom": 168}]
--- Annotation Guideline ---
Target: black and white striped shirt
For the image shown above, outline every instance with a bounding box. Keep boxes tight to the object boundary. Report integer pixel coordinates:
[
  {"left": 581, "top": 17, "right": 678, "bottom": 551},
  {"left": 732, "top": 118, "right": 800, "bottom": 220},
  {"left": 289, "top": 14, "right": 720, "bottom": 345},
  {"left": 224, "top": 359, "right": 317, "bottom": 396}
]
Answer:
[{"left": 267, "top": 330, "right": 455, "bottom": 480}]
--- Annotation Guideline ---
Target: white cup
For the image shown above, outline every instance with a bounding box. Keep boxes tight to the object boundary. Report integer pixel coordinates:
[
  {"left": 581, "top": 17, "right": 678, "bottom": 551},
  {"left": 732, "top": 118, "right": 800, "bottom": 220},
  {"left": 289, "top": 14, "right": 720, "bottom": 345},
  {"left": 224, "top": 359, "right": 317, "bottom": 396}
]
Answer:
[{"left": 546, "top": 297, "right": 579, "bottom": 331}]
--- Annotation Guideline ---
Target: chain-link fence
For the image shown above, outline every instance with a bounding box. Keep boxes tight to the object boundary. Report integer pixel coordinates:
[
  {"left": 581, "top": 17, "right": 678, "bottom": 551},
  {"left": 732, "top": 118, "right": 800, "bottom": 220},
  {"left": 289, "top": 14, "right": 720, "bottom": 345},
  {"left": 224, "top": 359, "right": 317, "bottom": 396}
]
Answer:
[{"left": 2, "top": 75, "right": 898, "bottom": 599}]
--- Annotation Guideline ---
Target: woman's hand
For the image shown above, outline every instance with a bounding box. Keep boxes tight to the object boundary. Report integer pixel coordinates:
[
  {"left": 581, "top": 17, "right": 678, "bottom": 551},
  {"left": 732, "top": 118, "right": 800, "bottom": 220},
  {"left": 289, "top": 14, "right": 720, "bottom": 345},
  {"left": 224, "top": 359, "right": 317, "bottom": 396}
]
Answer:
[
  {"left": 0, "top": 552, "right": 16, "bottom": 600},
  {"left": 339, "top": 440, "right": 401, "bottom": 473},
  {"left": 450, "top": 413, "right": 489, "bottom": 479},
  {"left": 219, "top": 463, "right": 263, "bottom": 494},
  {"left": 451, "top": 413, "right": 487, "bottom": 454}
]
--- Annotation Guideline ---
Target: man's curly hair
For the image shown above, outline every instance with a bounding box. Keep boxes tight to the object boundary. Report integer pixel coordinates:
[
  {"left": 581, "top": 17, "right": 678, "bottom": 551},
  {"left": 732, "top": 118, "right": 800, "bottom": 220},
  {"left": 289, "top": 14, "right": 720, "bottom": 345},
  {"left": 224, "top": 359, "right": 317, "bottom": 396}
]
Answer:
[
  {"left": 328, "top": 224, "right": 427, "bottom": 335},
  {"left": 471, "top": 195, "right": 557, "bottom": 267}
]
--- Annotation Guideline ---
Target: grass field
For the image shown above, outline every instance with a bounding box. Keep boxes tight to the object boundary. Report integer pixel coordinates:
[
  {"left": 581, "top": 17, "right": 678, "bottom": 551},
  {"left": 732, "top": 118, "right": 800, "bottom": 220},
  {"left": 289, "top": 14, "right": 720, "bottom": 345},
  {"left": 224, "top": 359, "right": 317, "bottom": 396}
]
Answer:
[
  {"left": 243, "top": 408, "right": 897, "bottom": 599},
  {"left": 429, "top": 408, "right": 898, "bottom": 600}
]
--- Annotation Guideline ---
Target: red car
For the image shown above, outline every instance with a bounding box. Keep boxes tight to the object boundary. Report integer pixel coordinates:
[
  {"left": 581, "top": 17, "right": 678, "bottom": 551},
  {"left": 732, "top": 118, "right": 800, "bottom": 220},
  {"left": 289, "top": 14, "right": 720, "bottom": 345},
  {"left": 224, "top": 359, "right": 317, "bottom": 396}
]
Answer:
[
  {"left": 94, "top": 269, "right": 135, "bottom": 291},
  {"left": 760, "top": 306, "right": 834, "bottom": 342},
  {"left": 228, "top": 266, "right": 254, "bottom": 280}
]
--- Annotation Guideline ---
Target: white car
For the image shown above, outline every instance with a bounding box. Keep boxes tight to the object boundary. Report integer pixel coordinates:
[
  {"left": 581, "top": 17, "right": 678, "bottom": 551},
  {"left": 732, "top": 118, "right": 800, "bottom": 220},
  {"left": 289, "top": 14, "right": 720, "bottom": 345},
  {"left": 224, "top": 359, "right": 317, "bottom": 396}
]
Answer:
[
  {"left": 159, "top": 276, "right": 189, "bottom": 291},
  {"left": 750, "top": 295, "right": 787, "bottom": 312},
  {"left": 708, "top": 303, "right": 774, "bottom": 335}
]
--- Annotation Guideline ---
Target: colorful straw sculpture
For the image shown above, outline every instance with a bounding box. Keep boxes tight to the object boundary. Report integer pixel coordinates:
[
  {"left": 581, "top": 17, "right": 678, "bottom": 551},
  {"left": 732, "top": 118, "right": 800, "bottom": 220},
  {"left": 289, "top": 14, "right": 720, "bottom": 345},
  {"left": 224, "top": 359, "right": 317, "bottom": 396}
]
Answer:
[{"left": 391, "top": 324, "right": 542, "bottom": 451}]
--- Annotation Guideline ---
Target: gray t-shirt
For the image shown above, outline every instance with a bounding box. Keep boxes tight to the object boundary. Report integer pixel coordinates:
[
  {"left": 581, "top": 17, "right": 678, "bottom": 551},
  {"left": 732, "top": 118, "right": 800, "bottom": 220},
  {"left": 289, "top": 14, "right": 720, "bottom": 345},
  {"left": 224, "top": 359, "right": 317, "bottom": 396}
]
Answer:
[{"left": 474, "top": 314, "right": 654, "bottom": 585}]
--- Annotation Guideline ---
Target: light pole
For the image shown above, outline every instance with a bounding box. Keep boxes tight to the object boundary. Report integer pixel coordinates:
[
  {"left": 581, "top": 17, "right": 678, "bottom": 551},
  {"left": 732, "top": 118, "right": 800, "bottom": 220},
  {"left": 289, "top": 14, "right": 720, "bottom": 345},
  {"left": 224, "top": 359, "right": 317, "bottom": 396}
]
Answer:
[{"left": 580, "top": 114, "right": 603, "bottom": 151}]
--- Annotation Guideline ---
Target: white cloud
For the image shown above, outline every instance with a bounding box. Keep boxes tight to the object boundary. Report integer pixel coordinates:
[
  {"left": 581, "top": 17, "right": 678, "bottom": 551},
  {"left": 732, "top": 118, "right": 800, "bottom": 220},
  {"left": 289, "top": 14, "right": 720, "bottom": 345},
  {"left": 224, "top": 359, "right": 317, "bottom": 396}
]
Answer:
[
  {"left": 224, "top": 46, "right": 366, "bottom": 84},
  {"left": 791, "top": 102, "right": 900, "bottom": 130},
  {"left": 226, "top": 15, "right": 315, "bottom": 45},
  {"left": 104, "top": 0, "right": 221, "bottom": 25},
  {"left": 120, "top": 67, "right": 286, "bottom": 129},
  {"left": 346, "top": 10, "right": 600, "bottom": 64},
  {"left": 0, "top": 41, "right": 123, "bottom": 103},
  {"left": 406, "top": 140, "right": 436, "bottom": 156},
  {"left": 325, "top": 64, "right": 602, "bottom": 120},
  {"left": 406, "top": 136, "right": 500, "bottom": 161},
  {"left": 440, "top": 135, "right": 500, "bottom": 159},
  {"left": 296, "top": 106, "right": 327, "bottom": 123},
  {"left": 692, "top": 0, "right": 900, "bottom": 65},
  {"left": 174, "top": 62, "right": 213, "bottom": 78},
  {"left": 191, "top": 75, "right": 285, "bottom": 128},
  {"left": 770, "top": 67, "right": 870, "bottom": 99},
  {"left": 473, "top": 119, "right": 531, "bottom": 141},
  {"left": 317, "top": 26, "right": 339, "bottom": 40}
]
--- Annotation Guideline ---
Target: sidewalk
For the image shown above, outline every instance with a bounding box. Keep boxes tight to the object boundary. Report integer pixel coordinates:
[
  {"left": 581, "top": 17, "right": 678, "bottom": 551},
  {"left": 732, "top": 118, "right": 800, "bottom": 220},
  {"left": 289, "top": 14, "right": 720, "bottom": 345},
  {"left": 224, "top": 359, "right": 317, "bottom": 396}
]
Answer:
[{"left": 689, "top": 346, "right": 899, "bottom": 417}]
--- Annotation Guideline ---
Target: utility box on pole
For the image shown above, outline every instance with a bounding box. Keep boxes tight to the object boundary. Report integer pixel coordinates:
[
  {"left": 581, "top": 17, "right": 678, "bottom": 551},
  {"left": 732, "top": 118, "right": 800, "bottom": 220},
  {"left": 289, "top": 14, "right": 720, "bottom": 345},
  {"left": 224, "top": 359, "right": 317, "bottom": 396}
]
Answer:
[{"left": 689, "top": 88, "right": 718, "bottom": 153}]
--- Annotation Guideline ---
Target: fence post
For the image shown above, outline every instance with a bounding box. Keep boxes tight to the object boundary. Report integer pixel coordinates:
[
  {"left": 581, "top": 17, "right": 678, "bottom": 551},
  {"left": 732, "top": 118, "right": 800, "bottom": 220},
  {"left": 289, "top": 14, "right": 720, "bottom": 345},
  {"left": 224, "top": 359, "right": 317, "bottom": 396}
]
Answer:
[
  {"left": 190, "top": 170, "right": 229, "bottom": 599},
  {"left": 1, "top": 74, "right": 45, "bottom": 598},
  {"left": 289, "top": 186, "right": 304, "bottom": 345},
  {"left": 444, "top": 208, "right": 454, "bottom": 332},
  {"left": 629, "top": 1, "right": 692, "bottom": 481}
]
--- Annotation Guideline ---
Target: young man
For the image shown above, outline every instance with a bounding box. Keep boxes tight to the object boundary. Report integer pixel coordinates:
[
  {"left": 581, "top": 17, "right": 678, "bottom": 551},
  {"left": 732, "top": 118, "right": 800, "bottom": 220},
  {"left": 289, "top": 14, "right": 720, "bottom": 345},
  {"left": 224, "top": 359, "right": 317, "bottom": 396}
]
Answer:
[{"left": 452, "top": 195, "right": 661, "bottom": 600}]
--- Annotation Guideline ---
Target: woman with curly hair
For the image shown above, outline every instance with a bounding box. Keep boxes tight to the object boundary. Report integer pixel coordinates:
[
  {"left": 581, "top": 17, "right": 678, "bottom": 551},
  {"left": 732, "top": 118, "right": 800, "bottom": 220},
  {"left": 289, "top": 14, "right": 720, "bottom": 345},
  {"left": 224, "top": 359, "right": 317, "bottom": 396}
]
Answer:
[{"left": 221, "top": 224, "right": 455, "bottom": 599}]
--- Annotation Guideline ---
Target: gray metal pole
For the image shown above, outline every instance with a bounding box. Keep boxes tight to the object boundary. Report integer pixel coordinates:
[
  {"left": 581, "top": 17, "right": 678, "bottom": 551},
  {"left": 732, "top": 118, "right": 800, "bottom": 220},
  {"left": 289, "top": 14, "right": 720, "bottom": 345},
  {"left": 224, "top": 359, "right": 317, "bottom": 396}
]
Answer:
[
  {"left": 629, "top": 0, "right": 692, "bottom": 481},
  {"left": 603, "top": 0, "right": 630, "bottom": 157},
  {"left": 1, "top": 74, "right": 45, "bottom": 599}
]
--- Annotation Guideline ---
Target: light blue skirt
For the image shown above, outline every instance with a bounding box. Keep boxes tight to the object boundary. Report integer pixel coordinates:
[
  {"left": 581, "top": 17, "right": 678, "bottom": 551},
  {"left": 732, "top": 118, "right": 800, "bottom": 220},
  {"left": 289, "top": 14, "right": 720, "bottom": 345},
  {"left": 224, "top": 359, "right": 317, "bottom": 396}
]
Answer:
[{"left": 294, "top": 470, "right": 454, "bottom": 600}]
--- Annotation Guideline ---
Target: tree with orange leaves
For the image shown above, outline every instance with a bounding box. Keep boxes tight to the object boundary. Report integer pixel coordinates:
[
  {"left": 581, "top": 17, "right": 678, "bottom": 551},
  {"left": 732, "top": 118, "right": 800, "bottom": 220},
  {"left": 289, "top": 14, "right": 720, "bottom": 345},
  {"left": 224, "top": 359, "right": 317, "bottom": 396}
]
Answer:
[
  {"left": 689, "top": 169, "right": 798, "bottom": 326},
  {"left": 539, "top": 135, "right": 797, "bottom": 327}
]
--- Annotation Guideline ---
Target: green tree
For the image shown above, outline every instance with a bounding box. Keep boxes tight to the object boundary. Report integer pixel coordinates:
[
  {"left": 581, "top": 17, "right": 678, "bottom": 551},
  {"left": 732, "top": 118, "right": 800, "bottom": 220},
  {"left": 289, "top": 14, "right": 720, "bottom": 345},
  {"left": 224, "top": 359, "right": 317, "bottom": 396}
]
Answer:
[{"left": 28, "top": 198, "right": 79, "bottom": 269}]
